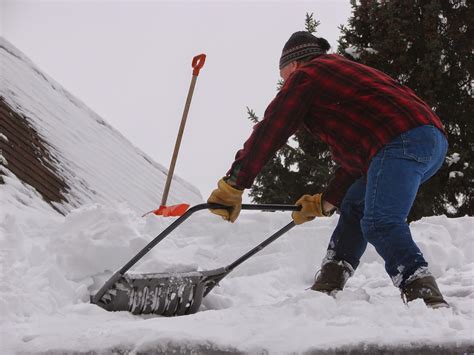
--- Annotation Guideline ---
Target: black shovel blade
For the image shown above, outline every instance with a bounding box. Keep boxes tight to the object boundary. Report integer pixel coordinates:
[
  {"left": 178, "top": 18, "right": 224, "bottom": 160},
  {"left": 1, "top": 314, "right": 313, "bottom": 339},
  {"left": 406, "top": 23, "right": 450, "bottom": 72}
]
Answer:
[{"left": 92, "top": 268, "right": 227, "bottom": 316}]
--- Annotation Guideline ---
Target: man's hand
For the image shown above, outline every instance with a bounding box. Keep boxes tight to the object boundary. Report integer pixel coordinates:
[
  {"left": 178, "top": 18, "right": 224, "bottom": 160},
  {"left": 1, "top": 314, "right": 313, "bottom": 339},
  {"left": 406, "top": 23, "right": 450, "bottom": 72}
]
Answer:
[
  {"left": 292, "top": 193, "right": 334, "bottom": 225},
  {"left": 207, "top": 178, "right": 244, "bottom": 222}
]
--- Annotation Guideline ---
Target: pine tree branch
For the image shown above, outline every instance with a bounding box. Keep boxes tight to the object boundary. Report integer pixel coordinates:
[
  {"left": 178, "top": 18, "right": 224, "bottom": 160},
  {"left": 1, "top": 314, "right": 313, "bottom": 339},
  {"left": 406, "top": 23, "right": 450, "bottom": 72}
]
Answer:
[
  {"left": 246, "top": 106, "right": 260, "bottom": 123},
  {"left": 305, "top": 12, "right": 320, "bottom": 33}
]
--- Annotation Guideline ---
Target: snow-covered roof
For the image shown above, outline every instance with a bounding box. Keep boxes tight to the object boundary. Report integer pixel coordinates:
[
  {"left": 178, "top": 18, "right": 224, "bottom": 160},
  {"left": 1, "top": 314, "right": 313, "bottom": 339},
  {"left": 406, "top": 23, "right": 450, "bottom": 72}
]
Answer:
[{"left": 0, "top": 37, "right": 202, "bottom": 214}]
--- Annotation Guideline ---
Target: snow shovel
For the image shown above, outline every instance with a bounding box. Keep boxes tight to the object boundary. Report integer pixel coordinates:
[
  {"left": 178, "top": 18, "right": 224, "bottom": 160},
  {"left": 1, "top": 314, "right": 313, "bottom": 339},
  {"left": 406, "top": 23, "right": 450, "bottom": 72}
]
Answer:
[
  {"left": 91, "top": 203, "right": 300, "bottom": 316},
  {"left": 142, "top": 54, "right": 206, "bottom": 218}
]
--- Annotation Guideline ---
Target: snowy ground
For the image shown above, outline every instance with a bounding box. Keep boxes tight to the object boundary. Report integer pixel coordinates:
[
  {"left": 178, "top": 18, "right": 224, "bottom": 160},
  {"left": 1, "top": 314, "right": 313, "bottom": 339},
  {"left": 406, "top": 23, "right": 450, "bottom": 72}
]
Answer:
[{"left": 1, "top": 173, "right": 473, "bottom": 354}]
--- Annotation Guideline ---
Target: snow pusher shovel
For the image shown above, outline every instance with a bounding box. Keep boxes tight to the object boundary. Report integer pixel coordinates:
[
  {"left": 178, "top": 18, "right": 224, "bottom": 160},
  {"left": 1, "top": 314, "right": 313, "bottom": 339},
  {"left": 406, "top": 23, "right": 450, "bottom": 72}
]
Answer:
[
  {"left": 142, "top": 54, "right": 206, "bottom": 218},
  {"left": 91, "top": 203, "right": 300, "bottom": 316}
]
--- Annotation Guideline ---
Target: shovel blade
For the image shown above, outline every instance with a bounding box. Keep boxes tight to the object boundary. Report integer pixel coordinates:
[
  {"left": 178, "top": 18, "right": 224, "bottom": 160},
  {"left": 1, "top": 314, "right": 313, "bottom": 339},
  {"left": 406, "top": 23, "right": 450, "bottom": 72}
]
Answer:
[
  {"left": 92, "top": 268, "right": 228, "bottom": 316},
  {"left": 92, "top": 271, "right": 213, "bottom": 316},
  {"left": 153, "top": 204, "right": 190, "bottom": 217},
  {"left": 91, "top": 267, "right": 235, "bottom": 317}
]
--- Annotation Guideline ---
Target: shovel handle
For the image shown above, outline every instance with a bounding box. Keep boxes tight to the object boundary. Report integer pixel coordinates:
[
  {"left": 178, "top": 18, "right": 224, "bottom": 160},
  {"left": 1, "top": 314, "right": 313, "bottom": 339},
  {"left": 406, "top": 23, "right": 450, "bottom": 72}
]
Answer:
[
  {"left": 206, "top": 203, "right": 301, "bottom": 212},
  {"left": 160, "top": 53, "right": 206, "bottom": 207},
  {"left": 124, "top": 203, "right": 299, "bottom": 273},
  {"left": 92, "top": 203, "right": 300, "bottom": 305},
  {"left": 192, "top": 54, "right": 206, "bottom": 76}
]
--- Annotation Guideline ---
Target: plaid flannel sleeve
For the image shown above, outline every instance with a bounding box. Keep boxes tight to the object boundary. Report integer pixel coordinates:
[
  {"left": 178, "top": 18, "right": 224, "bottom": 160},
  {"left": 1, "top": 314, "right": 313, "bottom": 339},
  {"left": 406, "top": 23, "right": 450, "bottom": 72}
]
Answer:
[{"left": 227, "top": 71, "right": 315, "bottom": 188}]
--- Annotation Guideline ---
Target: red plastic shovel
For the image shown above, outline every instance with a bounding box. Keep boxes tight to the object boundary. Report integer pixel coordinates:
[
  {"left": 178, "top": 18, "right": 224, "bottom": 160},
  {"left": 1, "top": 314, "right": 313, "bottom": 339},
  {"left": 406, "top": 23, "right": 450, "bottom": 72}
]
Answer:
[{"left": 143, "top": 54, "right": 206, "bottom": 218}]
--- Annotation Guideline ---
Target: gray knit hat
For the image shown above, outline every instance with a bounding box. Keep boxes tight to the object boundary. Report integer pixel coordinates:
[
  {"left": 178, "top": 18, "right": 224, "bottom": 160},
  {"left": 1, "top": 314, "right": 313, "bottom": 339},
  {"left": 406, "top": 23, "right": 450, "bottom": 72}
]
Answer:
[{"left": 279, "top": 31, "right": 330, "bottom": 69}]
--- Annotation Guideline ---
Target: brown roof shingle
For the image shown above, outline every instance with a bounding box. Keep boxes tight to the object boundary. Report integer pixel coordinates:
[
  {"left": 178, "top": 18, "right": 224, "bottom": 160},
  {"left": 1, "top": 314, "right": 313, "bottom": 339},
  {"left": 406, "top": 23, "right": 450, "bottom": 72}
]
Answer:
[{"left": 0, "top": 97, "right": 69, "bottom": 213}]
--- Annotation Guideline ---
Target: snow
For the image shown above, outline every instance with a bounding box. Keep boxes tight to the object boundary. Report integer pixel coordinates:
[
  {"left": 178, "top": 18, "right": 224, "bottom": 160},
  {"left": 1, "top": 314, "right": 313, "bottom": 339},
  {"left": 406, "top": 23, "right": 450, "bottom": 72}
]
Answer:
[
  {"left": 449, "top": 171, "right": 464, "bottom": 178},
  {"left": 344, "top": 46, "right": 362, "bottom": 59},
  {"left": 1, "top": 38, "right": 473, "bottom": 354},
  {"left": 344, "top": 46, "right": 378, "bottom": 60},
  {"left": 1, "top": 174, "right": 473, "bottom": 353},
  {"left": 446, "top": 152, "right": 461, "bottom": 166}
]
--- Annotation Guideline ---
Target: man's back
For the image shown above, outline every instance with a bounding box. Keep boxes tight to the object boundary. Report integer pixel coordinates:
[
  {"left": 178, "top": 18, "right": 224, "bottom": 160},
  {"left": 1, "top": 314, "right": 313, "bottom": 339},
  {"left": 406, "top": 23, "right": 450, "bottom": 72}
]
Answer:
[{"left": 297, "top": 54, "right": 445, "bottom": 173}]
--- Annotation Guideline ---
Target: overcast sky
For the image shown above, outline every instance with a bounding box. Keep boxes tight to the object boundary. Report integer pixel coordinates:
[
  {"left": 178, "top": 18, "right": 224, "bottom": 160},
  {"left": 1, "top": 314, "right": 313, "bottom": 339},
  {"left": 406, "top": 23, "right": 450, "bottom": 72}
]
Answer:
[{"left": 2, "top": 0, "right": 352, "bottom": 203}]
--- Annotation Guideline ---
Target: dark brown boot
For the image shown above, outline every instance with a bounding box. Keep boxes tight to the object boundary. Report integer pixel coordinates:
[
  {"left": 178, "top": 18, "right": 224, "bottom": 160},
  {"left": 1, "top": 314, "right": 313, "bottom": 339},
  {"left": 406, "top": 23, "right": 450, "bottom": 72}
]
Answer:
[
  {"left": 311, "top": 260, "right": 354, "bottom": 294},
  {"left": 401, "top": 276, "right": 449, "bottom": 309}
]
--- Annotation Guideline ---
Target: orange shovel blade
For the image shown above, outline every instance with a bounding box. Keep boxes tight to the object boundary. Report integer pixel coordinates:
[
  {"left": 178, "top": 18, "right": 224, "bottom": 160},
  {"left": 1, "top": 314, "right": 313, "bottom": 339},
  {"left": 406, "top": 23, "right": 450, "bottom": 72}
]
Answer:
[{"left": 153, "top": 203, "right": 190, "bottom": 217}]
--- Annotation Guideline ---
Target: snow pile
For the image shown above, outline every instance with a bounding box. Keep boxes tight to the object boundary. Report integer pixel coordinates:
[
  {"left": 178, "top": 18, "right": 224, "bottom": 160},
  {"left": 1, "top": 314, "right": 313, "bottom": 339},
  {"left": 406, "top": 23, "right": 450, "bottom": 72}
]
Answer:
[
  {"left": 1, "top": 175, "right": 473, "bottom": 353},
  {"left": 0, "top": 37, "right": 201, "bottom": 214}
]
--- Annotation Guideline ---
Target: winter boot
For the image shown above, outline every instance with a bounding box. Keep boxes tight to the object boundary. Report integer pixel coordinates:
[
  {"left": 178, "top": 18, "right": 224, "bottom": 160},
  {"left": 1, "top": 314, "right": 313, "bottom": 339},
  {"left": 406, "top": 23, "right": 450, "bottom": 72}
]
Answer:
[
  {"left": 401, "top": 275, "right": 449, "bottom": 309},
  {"left": 311, "top": 259, "right": 354, "bottom": 294}
]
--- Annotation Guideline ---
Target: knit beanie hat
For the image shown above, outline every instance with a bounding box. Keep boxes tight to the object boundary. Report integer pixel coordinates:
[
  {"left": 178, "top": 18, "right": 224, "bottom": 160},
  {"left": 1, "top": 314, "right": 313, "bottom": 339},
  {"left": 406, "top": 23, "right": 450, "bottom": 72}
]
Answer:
[{"left": 279, "top": 31, "right": 330, "bottom": 69}]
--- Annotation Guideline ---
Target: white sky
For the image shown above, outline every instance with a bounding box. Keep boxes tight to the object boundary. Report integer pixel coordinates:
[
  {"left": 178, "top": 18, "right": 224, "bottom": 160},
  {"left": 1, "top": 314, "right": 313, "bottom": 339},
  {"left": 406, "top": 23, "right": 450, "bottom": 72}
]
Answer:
[{"left": 2, "top": 0, "right": 352, "bottom": 202}]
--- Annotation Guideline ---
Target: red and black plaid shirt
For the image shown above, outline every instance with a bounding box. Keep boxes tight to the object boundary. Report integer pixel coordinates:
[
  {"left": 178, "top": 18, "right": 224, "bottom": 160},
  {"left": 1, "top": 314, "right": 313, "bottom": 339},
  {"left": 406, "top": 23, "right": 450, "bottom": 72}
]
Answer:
[{"left": 227, "top": 54, "right": 445, "bottom": 207}]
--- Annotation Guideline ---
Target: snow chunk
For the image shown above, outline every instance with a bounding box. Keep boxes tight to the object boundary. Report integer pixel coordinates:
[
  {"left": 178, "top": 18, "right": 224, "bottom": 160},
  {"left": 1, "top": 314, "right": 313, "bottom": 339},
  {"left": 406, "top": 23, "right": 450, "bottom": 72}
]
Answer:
[
  {"left": 449, "top": 171, "right": 464, "bottom": 178},
  {"left": 345, "top": 46, "right": 361, "bottom": 59},
  {"left": 446, "top": 152, "right": 461, "bottom": 166},
  {"left": 344, "top": 46, "right": 378, "bottom": 59}
]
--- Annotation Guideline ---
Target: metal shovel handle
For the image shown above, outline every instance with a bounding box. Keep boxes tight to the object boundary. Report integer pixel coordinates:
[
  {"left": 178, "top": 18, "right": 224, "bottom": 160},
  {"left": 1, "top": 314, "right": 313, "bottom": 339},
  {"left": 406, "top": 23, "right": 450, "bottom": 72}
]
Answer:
[
  {"left": 126, "top": 203, "right": 299, "bottom": 275},
  {"left": 202, "top": 219, "right": 298, "bottom": 297},
  {"left": 127, "top": 203, "right": 300, "bottom": 274},
  {"left": 92, "top": 203, "right": 300, "bottom": 305},
  {"left": 93, "top": 203, "right": 301, "bottom": 303}
]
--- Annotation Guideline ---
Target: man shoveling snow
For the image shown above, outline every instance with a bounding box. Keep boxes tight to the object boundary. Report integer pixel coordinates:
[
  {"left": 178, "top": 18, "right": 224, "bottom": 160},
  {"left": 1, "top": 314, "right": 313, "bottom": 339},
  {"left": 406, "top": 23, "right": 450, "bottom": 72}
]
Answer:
[{"left": 208, "top": 31, "right": 449, "bottom": 309}]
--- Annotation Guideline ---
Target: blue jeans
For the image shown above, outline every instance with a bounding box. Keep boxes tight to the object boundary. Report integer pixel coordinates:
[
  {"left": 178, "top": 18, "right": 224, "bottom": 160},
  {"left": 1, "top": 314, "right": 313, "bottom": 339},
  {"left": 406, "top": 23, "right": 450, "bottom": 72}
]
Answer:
[{"left": 325, "top": 125, "right": 448, "bottom": 288}]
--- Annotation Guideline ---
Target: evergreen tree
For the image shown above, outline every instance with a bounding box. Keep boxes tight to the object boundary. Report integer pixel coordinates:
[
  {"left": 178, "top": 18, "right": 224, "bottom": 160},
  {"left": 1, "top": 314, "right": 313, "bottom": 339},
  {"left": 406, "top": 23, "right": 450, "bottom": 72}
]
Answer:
[
  {"left": 247, "top": 14, "right": 335, "bottom": 204},
  {"left": 247, "top": 4, "right": 472, "bottom": 219},
  {"left": 338, "top": 0, "right": 473, "bottom": 219}
]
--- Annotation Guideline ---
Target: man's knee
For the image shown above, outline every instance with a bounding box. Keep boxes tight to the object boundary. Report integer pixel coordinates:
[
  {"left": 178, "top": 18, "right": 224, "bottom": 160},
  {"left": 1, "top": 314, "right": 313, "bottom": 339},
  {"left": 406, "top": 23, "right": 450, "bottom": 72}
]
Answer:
[
  {"left": 340, "top": 197, "right": 364, "bottom": 222},
  {"left": 360, "top": 215, "right": 407, "bottom": 243}
]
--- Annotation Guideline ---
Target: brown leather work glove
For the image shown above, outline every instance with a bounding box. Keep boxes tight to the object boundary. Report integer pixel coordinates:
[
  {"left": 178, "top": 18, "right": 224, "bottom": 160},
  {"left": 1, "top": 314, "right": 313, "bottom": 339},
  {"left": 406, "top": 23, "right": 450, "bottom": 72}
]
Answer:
[
  {"left": 292, "top": 193, "right": 328, "bottom": 225},
  {"left": 207, "top": 178, "right": 244, "bottom": 222}
]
